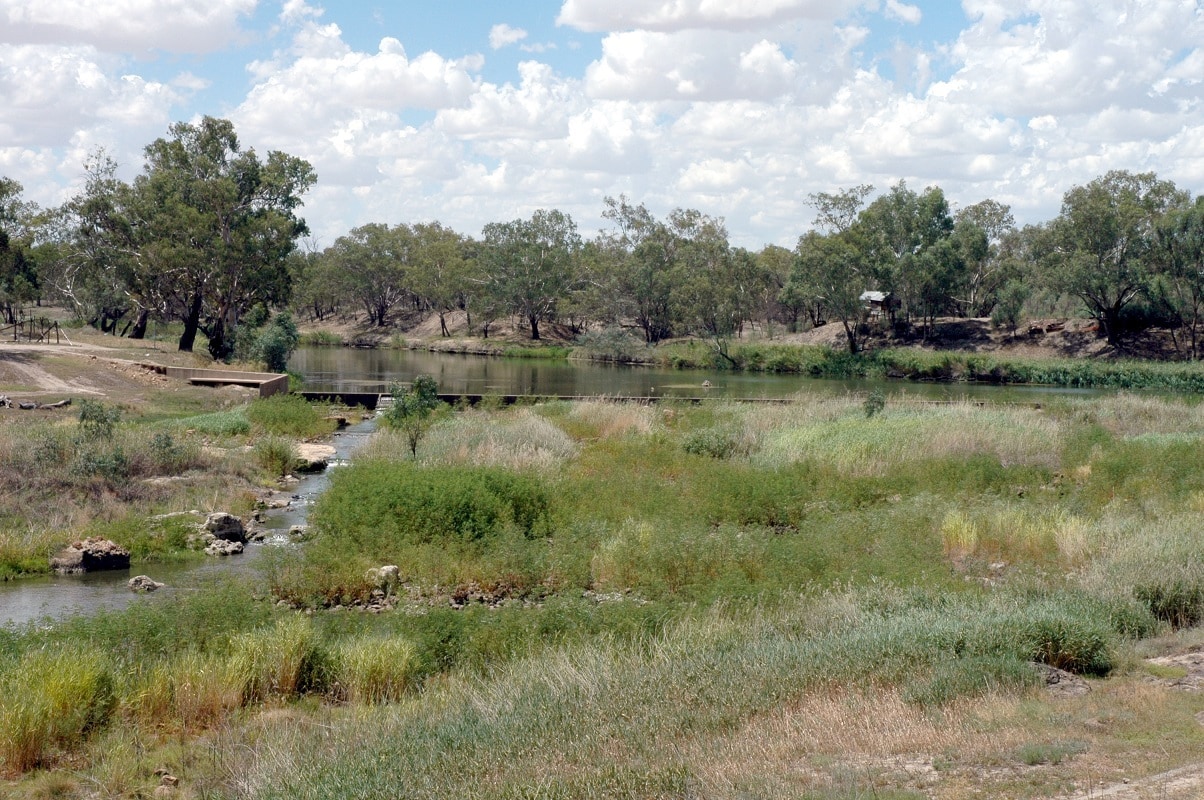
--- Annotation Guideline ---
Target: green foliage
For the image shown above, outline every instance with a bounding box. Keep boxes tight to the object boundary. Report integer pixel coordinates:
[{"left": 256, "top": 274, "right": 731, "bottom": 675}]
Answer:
[
  {"left": 253, "top": 435, "right": 297, "bottom": 477},
  {"left": 170, "top": 408, "right": 251, "bottom": 437},
  {"left": 229, "top": 616, "right": 325, "bottom": 703},
  {"left": 314, "top": 461, "right": 552, "bottom": 548},
  {"left": 77, "top": 398, "right": 120, "bottom": 441},
  {"left": 382, "top": 374, "right": 442, "bottom": 456},
  {"left": 0, "top": 644, "right": 115, "bottom": 773},
  {"left": 243, "top": 311, "right": 300, "bottom": 372},
  {"left": 246, "top": 393, "right": 334, "bottom": 437}
]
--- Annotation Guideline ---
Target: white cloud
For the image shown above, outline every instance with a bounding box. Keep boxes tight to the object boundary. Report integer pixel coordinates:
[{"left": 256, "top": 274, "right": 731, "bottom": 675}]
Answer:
[
  {"left": 0, "top": 0, "right": 256, "bottom": 53},
  {"left": 884, "top": 0, "right": 921, "bottom": 25},
  {"left": 489, "top": 23, "right": 528, "bottom": 50},
  {"left": 557, "top": 0, "right": 862, "bottom": 32}
]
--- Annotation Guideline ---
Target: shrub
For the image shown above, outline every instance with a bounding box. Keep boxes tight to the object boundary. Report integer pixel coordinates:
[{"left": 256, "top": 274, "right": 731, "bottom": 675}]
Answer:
[
  {"left": 253, "top": 436, "right": 298, "bottom": 477},
  {"left": 77, "top": 399, "right": 121, "bottom": 441},
  {"left": 313, "top": 462, "right": 553, "bottom": 548},
  {"left": 246, "top": 393, "right": 334, "bottom": 438}
]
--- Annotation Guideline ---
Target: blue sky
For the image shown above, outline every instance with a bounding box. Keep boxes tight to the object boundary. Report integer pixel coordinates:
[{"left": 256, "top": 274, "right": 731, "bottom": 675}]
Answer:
[{"left": 2, "top": 0, "right": 1203, "bottom": 249}]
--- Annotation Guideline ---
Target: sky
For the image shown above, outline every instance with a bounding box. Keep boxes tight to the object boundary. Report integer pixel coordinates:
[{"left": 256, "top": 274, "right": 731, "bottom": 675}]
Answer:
[{"left": 2, "top": 0, "right": 1202, "bottom": 250}]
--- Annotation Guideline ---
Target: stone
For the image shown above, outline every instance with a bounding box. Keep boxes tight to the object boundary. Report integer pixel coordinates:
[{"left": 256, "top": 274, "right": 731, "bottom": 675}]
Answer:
[
  {"left": 205, "top": 539, "right": 245, "bottom": 556},
  {"left": 50, "top": 537, "right": 131, "bottom": 573},
  {"left": 129, "top": 575, "right": 165, "bottom": 592},
  {"left": 295, "top": 442, "right": 336, "bottom": 473},
  {"left": 366, "top": 564, "right": 400, "bottom": 590},
  {"left": 1032, "top": 662, "right": 1091, "bottom": 697},
  {"left": 202, "top": 512, "right": 246, "bottom": 542}
]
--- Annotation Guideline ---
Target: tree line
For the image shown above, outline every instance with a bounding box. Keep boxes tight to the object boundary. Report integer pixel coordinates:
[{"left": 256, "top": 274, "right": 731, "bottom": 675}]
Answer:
[{"left": 3, "top": 117, "right": 1204, "bottom": 361}]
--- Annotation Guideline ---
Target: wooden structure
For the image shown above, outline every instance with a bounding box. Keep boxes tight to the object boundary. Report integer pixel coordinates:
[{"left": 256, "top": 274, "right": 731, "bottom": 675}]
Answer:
[{"left": 2, "top": 317, "right": 67, "bottom": 344}]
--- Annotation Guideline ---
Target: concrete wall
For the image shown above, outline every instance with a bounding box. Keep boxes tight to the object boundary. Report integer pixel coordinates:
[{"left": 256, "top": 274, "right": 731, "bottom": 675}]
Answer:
[{"left": 161, "top": 367, "right": 289, "bottom": 398}]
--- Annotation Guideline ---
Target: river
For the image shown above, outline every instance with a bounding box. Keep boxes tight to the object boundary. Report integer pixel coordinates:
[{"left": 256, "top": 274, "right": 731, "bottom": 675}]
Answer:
[
  {"left": 289, "top": 346, "right": 1106, "bottom": 403},
  {"left": 0, "top": 347, "right": 1102, "bottom": 628}
]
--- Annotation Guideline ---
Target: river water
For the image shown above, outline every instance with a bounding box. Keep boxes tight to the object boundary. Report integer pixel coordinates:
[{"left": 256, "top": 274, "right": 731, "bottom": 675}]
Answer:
[
  {"left": 289, "top": 346, "right": 1105, "bottom": 403},
  {"left": 0, "top": 347, "right": 1103, "bottom": 628}
]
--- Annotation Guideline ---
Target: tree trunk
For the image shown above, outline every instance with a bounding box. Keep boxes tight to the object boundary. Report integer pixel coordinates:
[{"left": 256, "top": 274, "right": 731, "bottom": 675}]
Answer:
[
  {"left": 529, "top": 314, "right": 540, "bottom": 340},
  {"left": 178, "top": 293, "right": 203, "bottom": 352},
  {"left": 129, "top": 308, "right": 149, "bottom": 339},
  {"left": 439, "top": 311, "right": 449, "bottom": 337}
]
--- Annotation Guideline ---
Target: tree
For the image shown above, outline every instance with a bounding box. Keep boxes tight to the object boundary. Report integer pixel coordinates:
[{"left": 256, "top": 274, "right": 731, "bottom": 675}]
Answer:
[
  {"left": 599, "top": 196, "right": 677, "bottom": 343},
  {"left": 1050, "top": 170, "right": 1186, "bottom": 346},
  {"left": 409, "top": 222, "right": 469, "bottom": 337},
  {"left": 383, "top": 374, "right": 441, "bottom": 456},
  {"left": 0, "top": 178, "right": 39, "bottom": 323},
  {"left": 131, "top": 117, "right": 315, "bottom": 357},
  {"left": 1150, "top": 196, "right": 1204, "bottom": 358},
  {"left": 854, "top": 181, "right": 954, "bottom": 330},
  {"left": 329, "top": 223, "right": 414, "bottom": 326},
  {"left": 481, "top": 209, "right": 581, "bottom": 340},
  {"left": 788, "top": 230, "right": 871, "bottom": 353},
  {"left": 953, "top": 199, "right": 1016, "bottom": 316}
]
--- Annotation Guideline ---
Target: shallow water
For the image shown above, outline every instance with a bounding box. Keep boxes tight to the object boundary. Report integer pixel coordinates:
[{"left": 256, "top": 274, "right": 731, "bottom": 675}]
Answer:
[{"left": 0, "top": 417, "right": 377, "bottom": 629}]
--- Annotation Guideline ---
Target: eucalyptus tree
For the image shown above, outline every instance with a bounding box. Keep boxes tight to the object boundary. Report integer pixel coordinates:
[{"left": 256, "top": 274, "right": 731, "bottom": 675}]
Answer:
[
  {"left": 36, "top": 152, "right": 151, "bottom": 335},
  {"left": 0, "top": 177, "right": 38, "bottom": 322},
  {"left": 328, "top": 223, "right": 414, "bottom": 327},
  {"left": 668, "top": 209, "right": 753, "bottom": 362},
  {"left": 953, "top": 199, "right": 1016, "bottom": 316},
  {"left": 599, "top": 196, "right": 677, "bottom": 343},
  {"left": 130, "top": 117, "right": 315, "bottom": 357},
  {"left": 1149, "top": 195, "right": 1204, "bottom": 358},
  {"left": 790, "top": 230, "right": 871, "bottom": 353},
  {"left": 409, "top": 222, "right": 469, "bottom": 337},
  {"left": 480, "top": 209, "right": 581, "bottom": 340},
  {"left": 1050, "top": 170, "right": 1186, "bottom": 346},
  {"left": 854, "top": 181, "right": 954, "bottom": 328}
]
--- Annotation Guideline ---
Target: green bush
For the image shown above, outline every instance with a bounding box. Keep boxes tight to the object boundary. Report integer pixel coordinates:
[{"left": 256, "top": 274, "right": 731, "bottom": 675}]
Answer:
[
  {"left": 246, "top": 394, "right": 334, "bottom": 438},
  {"left": 253, "top": 436, "right": 298, "bottom": 477},
  {"left": 313, "top": 462, "right": 553, "bottom": 549}
]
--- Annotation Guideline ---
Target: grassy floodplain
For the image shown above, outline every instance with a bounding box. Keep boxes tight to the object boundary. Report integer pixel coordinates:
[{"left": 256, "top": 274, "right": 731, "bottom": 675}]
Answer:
[{"left": 4, "top": 390, "right": 1204, "bottom": 797}]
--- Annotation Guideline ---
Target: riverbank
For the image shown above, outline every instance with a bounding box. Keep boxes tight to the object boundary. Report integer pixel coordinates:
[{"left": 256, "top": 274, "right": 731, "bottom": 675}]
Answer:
[
  {"left": 0, "top": 331, "right": 348, "bottom": 581},
  {"left": 296, "top": 311, "right": 1204, "bottom": 393}
]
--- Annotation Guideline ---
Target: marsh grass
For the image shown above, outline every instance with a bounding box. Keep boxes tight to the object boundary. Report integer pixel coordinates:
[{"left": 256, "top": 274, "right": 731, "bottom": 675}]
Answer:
[
  {"left": 415, "top": 408, "right": 578, "bottom": 470},
  {"left": 755, "top": 403, "right": 1062, "bottom": 474},
  {"left": 0, "top": 645, "right": 115, "bottom": 774},
  {"left": 245, "top": 394, "right": 337, "bottom": 438},
  {"left": 335, "top": 635, "right": 419, "bottom": 703}
]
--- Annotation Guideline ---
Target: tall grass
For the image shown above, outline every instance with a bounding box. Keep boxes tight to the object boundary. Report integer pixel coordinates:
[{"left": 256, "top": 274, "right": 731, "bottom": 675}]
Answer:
[{"left": 0, "top": 644, "right": 115, "bottom": 774}]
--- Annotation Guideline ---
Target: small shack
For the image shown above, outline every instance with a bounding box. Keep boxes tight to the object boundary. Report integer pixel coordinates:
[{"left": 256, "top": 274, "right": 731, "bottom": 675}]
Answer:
[{"left": 859, "top": 291, "right": 898, "bottom": 320}]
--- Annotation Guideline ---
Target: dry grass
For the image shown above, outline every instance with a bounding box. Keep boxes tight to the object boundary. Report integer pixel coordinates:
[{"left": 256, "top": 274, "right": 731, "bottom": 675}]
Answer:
[{"left": 563, "top": 400, "right": 663, "bottom": 438}]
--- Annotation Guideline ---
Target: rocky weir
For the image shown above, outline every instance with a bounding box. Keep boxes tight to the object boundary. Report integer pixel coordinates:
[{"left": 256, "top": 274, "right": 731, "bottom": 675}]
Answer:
[{"left": 0, "top": 416, "right": 377, "bottom": 628}]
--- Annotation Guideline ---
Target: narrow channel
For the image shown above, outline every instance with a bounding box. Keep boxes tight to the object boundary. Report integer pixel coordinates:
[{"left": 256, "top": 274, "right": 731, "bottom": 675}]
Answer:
[{"left": 0, "top": 417, "right": 377, "bottom": 628}]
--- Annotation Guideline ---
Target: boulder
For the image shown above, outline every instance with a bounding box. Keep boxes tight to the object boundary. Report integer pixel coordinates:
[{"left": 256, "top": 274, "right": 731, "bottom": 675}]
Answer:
[
  {"left": 295, "top": 443, "right": 336, "bottom": 473},
  {"left": 202, "top": 512, "right": 246, "bottom": 542},
  {"left": 366, "top": 564, "right": 400, "bottom": 590},
  {"left": 51, "top": 538, "right": 131, "bottom": 573},
  {"left": 205, "top": 539, "right": 245, "bottom": 557},
  {"left": 129, "top": 575, "right": 165, "bottom": 592}
]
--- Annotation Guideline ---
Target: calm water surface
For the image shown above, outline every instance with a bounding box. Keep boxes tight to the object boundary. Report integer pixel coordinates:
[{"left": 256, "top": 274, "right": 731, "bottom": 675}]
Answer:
[{"left": 290, "top": 346, "right": 1106, "bottom": 403}]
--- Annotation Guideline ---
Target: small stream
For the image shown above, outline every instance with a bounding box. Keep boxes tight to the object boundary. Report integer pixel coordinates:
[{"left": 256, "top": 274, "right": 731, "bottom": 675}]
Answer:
[{"left": 0, "top": 417, "right": 377, "bottom": 629}]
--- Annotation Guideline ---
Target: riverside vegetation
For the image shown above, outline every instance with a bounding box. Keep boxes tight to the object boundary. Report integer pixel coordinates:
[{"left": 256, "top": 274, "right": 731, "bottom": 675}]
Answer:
[{"left": 3, "top": 388, "right": 1204, "bottom": 798}]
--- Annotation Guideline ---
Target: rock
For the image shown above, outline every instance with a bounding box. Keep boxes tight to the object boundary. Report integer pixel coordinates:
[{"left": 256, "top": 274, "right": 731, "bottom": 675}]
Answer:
[
  {"left": 128, "top": 575, "right": 165, "bottom": 592},
  {"left": 205, "top": 539, "right": 245, "bottom": 557},
  {"left": 288, "top": 525, "right": 310, "bottom": 540},
  {"left": 202, "top": 512, "right": 246, "bottom": 542},
  {"left": 51, "top": 538, "right": 131, "bottom": 573},
  {"left": 1032, "top": 662, "right": 1091, "bottom": 697},
  {"left": 295, "top": 443, "right": 336, "bottom": 473},
  {"left": 366, "top": 564, "right": 400, "bottom": 590}
]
